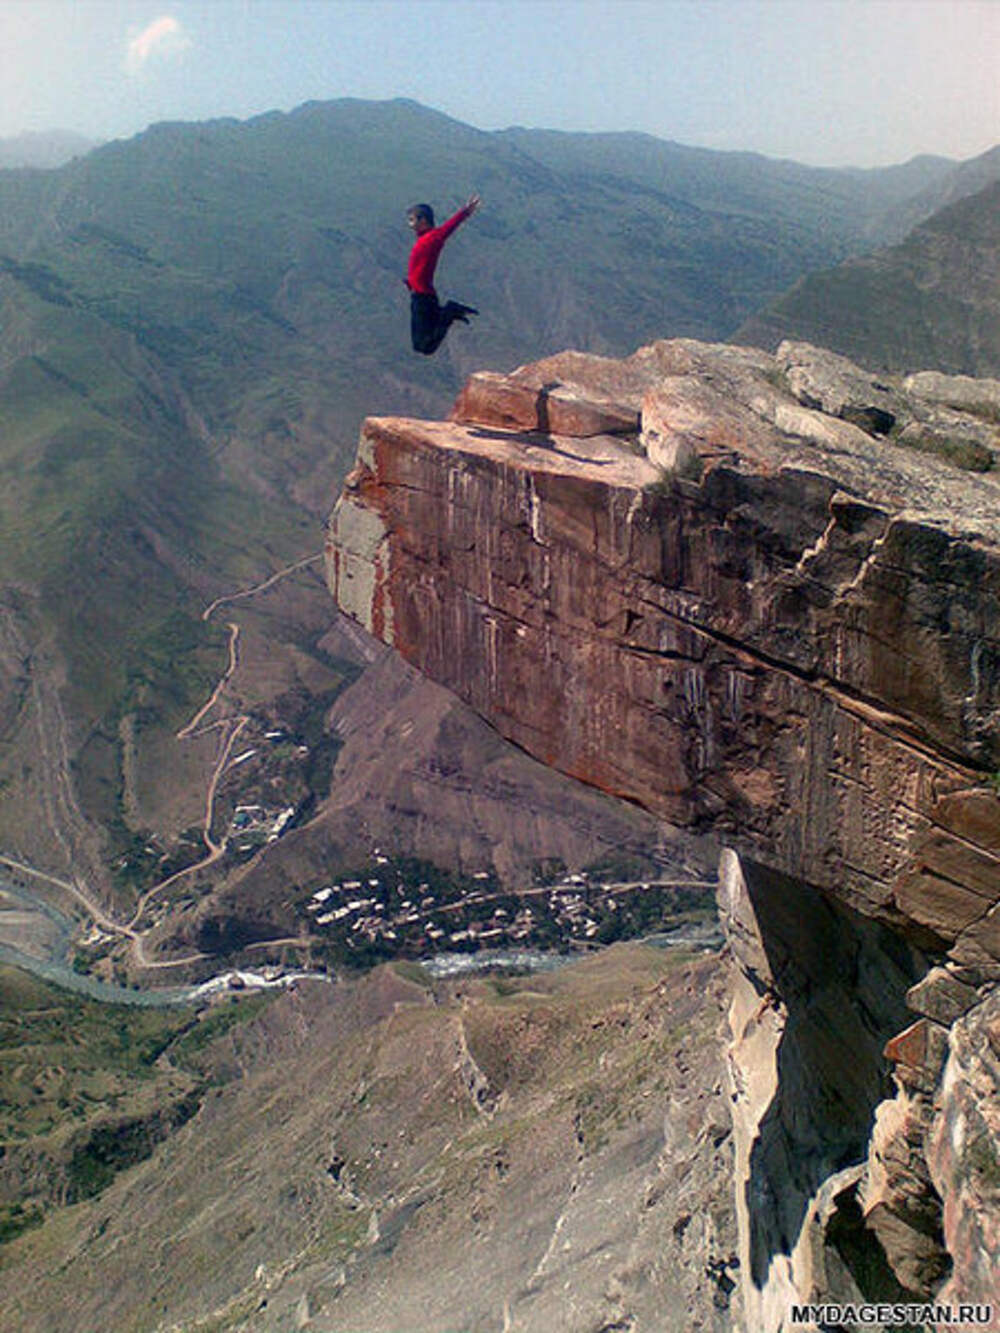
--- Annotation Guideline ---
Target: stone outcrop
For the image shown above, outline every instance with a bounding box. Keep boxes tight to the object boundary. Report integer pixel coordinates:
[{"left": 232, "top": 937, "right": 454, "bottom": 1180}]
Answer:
[
  {"left": 326, "top": 338, "right": 1000, "bottom": 1327},
  {"left": 904, "top": 370, "right": 1000, "bottom": 419},
  {"left": 926, "top": 989, "right": 1000, "bottom": 1309}
]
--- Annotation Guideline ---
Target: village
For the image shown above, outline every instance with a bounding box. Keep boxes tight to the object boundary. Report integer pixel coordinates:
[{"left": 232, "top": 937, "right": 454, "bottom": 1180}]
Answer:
[
  {"left": 200, "top": 721, "right": 716, "bottom": 965},
  {"left": 294, "top": 849, "right": 717, "bottom": 965},
  {"left": 92, "top": 700, "right": 716, "bottom": 977}
]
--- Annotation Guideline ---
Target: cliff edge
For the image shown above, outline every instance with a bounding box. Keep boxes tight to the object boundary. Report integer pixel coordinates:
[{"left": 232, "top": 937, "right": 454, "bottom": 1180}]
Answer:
[{"left": 327, "top": 339, "right": 1000, "bottom": 1328}]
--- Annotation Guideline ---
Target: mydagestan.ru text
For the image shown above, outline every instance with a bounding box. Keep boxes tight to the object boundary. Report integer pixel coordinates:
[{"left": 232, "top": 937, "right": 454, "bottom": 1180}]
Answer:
[{"left": 790, "top": 1305, "right": 994, "bottom": 1328}]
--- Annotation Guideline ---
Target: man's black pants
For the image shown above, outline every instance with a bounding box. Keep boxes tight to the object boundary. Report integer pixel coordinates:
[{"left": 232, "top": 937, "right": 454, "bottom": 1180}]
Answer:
[{"left": 410, "top": 292, "right": 464, "bottom": 356}]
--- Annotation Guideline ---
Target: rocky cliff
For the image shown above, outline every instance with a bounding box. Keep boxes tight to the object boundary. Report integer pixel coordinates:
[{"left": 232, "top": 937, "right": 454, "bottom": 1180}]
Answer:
[{"left": 327, "top": 338, "right": 1000, "bottom": 1328}]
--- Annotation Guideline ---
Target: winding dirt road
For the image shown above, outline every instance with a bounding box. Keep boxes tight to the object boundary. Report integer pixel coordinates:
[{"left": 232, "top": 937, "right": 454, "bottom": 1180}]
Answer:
[
  {"left": 200, "top": 553, "right": 323, "bottom": 623},
  {"left": 3, "top": 551, "right": 325, "bottom": 973},
  {"left": 176, "top": 621, "right": 241, "bottom": 741},
  {"left": 127, "top": 550, "right": 324, "bottom": 940}
]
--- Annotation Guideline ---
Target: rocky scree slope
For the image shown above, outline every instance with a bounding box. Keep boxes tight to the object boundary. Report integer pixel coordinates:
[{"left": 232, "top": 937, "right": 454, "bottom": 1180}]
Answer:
[
  {"left": 327, "top": 337, "right": 1000, "bottom": 1326},
  {"left": 0, "top": 947, "right": 735, "bottom": 1333}
]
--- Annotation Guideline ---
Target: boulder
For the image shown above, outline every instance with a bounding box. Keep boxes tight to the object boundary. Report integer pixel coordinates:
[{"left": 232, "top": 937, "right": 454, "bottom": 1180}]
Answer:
[
  {"left": 772, "top": 401, "right": 874, "bottom": 450},
  {"left": 777, "top": 340, "right": 901, "bottom": 435},
  {"left": 904, "top": 370, "right": 1000, "bottom": 418},
  {"left": 906, "top": 967, "right": 982, "bottom": 1026},
  {"left": 640, "top": 377, "right": 759, "bottom": 476},
  {"left": 883, "top": 1018, "right": 950, "bottom": 1094},
  {"left": 451, "top": 369, "right": 639, "bottom": 438}
]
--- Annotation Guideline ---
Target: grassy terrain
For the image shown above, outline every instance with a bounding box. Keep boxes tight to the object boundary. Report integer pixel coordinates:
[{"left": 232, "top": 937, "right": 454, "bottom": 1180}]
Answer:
[{"left": 0, "top": 964, "right": 271, "bottom": 1241}]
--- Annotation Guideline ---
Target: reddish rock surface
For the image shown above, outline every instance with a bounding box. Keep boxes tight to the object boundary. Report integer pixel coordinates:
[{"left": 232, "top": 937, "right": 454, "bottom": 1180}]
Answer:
[
  {"left": 327, "top": 339, "right": 1000, "bottom": 962},
  {"left": 927, "top": 989, "right": 1000, "bottom": 1310},
  {"left": 452, "top": 368, "right": 640, "bottom": 437}
]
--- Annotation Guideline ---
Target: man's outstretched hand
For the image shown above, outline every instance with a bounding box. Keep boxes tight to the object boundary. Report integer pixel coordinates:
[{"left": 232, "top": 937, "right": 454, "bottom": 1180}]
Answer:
[{"left": 466, "top": 193, "right": 482, "bottom": 215}]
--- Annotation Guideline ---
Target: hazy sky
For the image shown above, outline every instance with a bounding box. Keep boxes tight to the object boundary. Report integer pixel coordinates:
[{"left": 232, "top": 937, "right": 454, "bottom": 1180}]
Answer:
[{"left": 1, "top": 0, "right": 997, "bottom": 168}]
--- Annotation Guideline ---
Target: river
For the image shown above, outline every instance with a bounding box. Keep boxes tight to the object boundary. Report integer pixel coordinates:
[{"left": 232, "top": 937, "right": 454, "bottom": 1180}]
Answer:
[
  {"left": 0, "top": 877, "right": 329, "bottom": 1007},
  {"left": 1, "top": 875, "right": 721, "bottom": 1009}
]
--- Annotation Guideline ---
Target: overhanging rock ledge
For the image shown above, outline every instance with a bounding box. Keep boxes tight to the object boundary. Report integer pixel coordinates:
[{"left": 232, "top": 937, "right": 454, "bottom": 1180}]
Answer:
[{"left": 326, "top": 337, "right": 1000, "bottom": 1325}]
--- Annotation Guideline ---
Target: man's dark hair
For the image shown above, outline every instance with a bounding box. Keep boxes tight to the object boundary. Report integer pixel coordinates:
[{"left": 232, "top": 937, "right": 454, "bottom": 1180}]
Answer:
[{"left": 409, "top": 202, "right": 435, "bottom": 226}]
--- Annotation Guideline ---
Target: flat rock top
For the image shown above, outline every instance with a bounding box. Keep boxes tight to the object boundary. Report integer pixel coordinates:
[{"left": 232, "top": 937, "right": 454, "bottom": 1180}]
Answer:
[
  {"left": 365, "top": 415, "right": 661, "bottom": 489},
  {"left": 394, "top": 337, "right": 1000, "bottom": 549}
]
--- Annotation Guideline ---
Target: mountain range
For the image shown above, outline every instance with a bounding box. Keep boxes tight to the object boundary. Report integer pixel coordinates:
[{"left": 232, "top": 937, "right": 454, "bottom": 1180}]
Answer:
[
  {"left": 739, "top": 168, "right": 1000, "bottom": 374},
  {"left": 0, "top": 96, "right": 997, "bottom": 915}
]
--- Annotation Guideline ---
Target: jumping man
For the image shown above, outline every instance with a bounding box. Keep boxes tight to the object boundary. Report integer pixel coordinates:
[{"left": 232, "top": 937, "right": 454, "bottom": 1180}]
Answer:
[{"left": 406, "top": 194, "right": 480, "bottom": 355}]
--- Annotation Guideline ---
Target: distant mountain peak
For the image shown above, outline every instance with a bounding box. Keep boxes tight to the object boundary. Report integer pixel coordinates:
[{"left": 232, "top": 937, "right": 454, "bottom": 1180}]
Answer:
[{"left": 0, "top": 129, "right": 98, "bottom": 170}]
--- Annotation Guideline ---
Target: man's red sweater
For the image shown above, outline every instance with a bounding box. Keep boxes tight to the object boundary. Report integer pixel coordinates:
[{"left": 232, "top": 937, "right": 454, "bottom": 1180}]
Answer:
[{"left": 406, "top": 205, "right": 473, "bottom": 295}]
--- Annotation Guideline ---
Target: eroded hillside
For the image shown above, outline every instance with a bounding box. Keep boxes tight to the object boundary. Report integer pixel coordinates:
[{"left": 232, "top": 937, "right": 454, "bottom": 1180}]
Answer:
[{"left": 0, "top": 944, "right": 734, "bottom": 1333}]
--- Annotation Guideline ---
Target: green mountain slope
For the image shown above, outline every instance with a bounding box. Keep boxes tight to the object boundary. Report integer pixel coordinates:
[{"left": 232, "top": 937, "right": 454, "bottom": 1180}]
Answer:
[
  {"left": 0, "top": 101, "right": 975, "bottom": 391},
  {"left": 874, "top": 143, "right": 1000, "bottom": 241},
  {"left": 736, "top": 179, "right": 1000, "bottom": 376}
]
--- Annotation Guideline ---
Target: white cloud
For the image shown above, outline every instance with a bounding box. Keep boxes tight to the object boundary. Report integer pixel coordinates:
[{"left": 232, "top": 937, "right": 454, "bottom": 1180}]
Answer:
[{"left": 125, "top": 16, "right": 191, "bottom": 75}]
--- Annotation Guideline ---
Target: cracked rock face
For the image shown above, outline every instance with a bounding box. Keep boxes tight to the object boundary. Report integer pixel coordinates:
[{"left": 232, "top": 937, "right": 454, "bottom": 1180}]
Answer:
[
  {"left": 327, "top": 338, "right": 1000, "bottom": 958},
  {"left": 326, "top": 337, "right": 1000, "bottom": 1326},
  {"left": 926, "top": 988, "right": 1000, "bottom": 1309}
]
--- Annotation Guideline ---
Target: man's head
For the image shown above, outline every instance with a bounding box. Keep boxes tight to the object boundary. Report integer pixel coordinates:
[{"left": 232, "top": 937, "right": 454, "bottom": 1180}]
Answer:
[{"left": 407, "top": 203, "right": 434, "bottom": 234}]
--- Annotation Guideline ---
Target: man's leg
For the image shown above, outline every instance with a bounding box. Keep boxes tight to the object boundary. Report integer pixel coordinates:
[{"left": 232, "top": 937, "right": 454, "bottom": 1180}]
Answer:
[
  {"left": 411, "top": 293, "right": 476, "bottom": 356},
  {"left": 411, "top": 292, "right": 449, "bottom": 355}
]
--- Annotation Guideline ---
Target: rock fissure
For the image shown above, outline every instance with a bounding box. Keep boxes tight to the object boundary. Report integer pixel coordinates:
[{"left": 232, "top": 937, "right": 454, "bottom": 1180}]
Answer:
[
  {"left": 627, "top": 587, "right": 987, "bottom": 778},
  {"left": 615, "top": 641, "right": 705, "bottom": 666}
]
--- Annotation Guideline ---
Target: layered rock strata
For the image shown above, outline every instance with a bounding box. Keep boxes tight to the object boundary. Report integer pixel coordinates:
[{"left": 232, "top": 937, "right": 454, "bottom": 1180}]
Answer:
[{"left": 327, "top": 339, "right": 1000, "bottom": 1326}]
